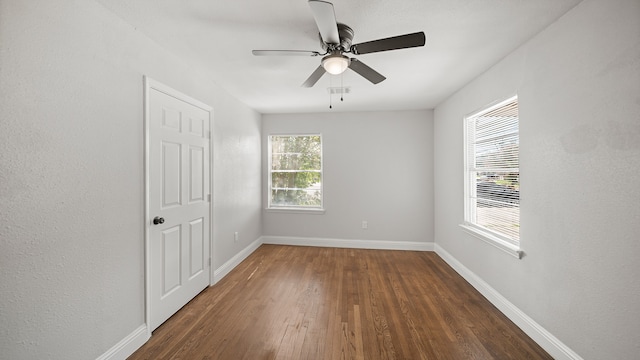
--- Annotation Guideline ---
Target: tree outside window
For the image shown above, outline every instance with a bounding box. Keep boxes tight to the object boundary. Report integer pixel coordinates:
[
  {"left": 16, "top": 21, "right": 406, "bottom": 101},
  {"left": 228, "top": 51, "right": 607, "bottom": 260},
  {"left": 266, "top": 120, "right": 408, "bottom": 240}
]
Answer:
[{"left": 269, "top": 135, "right": 323, "bottom": 208}]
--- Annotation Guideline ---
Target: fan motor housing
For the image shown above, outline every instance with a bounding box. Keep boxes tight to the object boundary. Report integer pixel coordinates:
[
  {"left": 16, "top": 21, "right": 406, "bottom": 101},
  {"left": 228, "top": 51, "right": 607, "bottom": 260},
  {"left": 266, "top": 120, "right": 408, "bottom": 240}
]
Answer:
[{"left": 320, "top": 23, "right": 354, "bottom": 51}]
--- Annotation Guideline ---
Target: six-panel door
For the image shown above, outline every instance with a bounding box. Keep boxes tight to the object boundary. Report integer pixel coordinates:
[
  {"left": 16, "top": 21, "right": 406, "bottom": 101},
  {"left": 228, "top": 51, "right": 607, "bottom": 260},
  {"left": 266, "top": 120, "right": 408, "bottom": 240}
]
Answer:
[{"left": 148, "top": 86, "right": 210, "bottom": 331}]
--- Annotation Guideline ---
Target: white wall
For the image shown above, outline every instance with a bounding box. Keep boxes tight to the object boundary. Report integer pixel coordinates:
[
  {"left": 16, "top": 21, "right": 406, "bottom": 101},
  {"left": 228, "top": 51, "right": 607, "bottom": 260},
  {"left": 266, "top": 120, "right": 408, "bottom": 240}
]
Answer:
[
  {"left": 433, "top": 0, "right": 640, "bottom": 358},
  {"left": 0, "top": 0, "right": 262, "bottom": 359},
  {"left": 262, "top": 110, "right": 434, "bottom": 246},
  {"left": 3, "top": 0, "right": 637, "bottom": 358}
]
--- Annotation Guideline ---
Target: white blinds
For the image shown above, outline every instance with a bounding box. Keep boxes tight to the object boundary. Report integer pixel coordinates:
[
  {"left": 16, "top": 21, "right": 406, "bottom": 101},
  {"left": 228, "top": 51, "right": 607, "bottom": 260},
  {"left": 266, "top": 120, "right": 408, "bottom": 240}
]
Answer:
[{"left": 466, "top": 98, "right": 519, "bottom": 243}]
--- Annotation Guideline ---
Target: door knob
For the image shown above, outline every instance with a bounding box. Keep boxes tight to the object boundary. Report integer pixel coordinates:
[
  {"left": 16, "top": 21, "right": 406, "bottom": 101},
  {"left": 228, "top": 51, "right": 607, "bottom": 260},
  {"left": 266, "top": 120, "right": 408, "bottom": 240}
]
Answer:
[{"left": 153, "top": 216, "right": 165, "bottom": 225}]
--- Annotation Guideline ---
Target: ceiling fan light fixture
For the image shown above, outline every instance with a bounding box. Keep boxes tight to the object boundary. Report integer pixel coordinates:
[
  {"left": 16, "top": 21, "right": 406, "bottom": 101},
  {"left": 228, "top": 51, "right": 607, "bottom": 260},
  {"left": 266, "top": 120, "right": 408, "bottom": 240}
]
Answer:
[{"left": 322, "top": 54, "right": 350, "bottom": 75}]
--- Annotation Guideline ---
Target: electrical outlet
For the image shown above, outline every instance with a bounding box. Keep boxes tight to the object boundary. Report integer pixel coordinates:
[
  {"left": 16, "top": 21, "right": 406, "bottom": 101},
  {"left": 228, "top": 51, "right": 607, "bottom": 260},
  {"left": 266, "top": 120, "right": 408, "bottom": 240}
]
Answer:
[
  {"left": 234, "top": 232, "right": 239, "bottom": 242},
  {"left": 362, "top": 221, "right": 368, "bottom": 229}
]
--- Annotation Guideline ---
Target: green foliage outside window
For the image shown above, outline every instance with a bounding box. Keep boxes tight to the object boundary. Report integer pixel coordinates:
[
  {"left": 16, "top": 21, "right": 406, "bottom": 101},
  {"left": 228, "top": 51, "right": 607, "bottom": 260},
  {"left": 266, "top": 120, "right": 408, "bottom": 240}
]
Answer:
[{"left": 270, "top": 135, "right": 322, "bottom": 207}]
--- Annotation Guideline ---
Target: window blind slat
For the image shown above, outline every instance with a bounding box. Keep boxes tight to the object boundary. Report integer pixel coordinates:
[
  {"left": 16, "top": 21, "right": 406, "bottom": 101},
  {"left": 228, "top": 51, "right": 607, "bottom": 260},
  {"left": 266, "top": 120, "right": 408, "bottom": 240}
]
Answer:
[{"left": 465, "top": 97, "right": 519, "bottom": 243}]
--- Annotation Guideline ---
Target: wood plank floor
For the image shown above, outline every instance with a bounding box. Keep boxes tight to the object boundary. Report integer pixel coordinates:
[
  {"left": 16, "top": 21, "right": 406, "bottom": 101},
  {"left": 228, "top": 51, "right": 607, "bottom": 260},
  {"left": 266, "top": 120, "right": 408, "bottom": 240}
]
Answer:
[{"left": 129, "top": 245, "right": 551, "bottom": 360}]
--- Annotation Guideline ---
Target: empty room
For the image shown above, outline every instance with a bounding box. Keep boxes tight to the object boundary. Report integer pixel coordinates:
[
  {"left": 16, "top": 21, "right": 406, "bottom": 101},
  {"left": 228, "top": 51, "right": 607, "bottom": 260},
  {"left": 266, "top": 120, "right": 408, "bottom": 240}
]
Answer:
[{"left": 1, "top": 0, "right": 638, "bottom": 359}]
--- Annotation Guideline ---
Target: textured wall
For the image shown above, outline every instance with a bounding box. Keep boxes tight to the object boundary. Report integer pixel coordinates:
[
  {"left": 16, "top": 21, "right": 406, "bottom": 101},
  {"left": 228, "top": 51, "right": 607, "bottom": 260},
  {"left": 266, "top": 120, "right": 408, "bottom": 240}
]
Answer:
[
  {"left": 212, "top": 93, "right": 262, "bottom": 267},
  {"left": 433, "top": 0, "right": 640, "bottom": 358},
  {"left": 0, "top": 0, "right": 261, "bottom": 358},
  {"left": 262, "top": 110, "right": 434, "bottom": 244}
]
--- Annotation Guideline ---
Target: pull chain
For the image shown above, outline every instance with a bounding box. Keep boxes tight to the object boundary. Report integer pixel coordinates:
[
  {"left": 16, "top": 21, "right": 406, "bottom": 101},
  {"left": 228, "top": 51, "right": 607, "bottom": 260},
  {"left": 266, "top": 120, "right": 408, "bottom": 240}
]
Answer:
[
  {"left": 340, "top": 72, "right": 344, "bottom": 102},
  {"left": 329, "top": 74, "right": 333, "bottom": 109}
]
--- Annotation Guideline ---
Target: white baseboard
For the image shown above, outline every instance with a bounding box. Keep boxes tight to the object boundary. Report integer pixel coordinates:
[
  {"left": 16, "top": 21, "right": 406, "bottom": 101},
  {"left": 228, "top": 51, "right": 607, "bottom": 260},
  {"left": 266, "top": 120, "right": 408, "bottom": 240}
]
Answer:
[
  {"left": 434, "top": 244, "right": 583, "bottom": 360},
  {"left": 213, "top": 236, "right": 263, "bottom": 284},
  {"left": 96, "top": 324, "right": 149, "bottom": 360},
  {"left": 262, "top": 235, "right": 433, "bottom": 251}
]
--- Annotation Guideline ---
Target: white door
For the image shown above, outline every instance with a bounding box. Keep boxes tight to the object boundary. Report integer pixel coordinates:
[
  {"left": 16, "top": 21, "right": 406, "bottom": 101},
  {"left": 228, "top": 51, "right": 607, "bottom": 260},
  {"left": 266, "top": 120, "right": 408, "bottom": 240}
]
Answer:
[{"left": 146, "top": 79, "right": 211, "bottom": 332}]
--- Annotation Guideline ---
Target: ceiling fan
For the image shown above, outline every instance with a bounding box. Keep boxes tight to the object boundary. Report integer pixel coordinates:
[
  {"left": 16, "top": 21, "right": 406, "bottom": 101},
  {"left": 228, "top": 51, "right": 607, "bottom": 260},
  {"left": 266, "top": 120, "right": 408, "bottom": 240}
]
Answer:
[{"left": 252, "top": 0, "right": 426, "bottom": 87}]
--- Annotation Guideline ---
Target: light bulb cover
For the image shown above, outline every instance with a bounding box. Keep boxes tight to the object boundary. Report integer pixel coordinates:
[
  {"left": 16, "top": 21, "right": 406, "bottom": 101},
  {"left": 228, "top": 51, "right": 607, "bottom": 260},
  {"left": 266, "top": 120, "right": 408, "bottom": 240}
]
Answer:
[{"left": 322, "top": 54, "right": 350, "bottom": 75}]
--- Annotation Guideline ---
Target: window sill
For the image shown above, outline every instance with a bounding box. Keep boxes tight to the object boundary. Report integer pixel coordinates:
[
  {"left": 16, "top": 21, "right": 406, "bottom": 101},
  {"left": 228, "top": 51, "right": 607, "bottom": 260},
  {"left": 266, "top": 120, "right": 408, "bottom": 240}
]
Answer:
[
  {"left": 459, "top": 224, "right": 523, "bottom": 259},
  {"left": 266, "top": 207, "right": 325, "bottom": 215}
]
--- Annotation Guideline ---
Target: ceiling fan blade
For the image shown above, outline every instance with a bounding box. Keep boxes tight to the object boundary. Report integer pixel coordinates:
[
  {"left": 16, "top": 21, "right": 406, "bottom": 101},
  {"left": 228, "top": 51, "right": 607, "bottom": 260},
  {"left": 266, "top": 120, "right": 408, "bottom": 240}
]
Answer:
[
  {"left": 350, "top": 31, "right": 426, "bottom": 55},
  {"left": 301, "top": 65, "right": 326, "bottom": 87},
  {"left": 252, "top": 50, "right": 321, "bottom": 56},
  {"left": 308, "top": 0, "right": 340, "bottom": 44},
  {"left": 348, "top": 58, "right": 386, "bottom": 84}
]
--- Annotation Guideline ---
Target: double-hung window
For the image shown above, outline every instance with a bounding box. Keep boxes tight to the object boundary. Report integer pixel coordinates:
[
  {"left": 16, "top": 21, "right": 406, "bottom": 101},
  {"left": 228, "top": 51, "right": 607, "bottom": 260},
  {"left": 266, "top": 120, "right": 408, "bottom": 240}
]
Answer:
[
  {"left": 462, "top": 96, "right": 521, "bottom": 258},
  {"left": 268, "top": 134, "right": 323, "bottom": 210}
]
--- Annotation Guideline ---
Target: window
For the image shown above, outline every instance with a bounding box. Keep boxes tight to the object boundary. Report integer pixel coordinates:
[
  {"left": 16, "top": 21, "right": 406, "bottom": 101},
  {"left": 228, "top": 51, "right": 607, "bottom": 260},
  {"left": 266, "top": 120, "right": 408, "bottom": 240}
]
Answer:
[
  {"left": 462, "top": 96, "right": 521, "bottom": 258},
  {"left": 268, "top": 134, "right": 323, "bottom": 210}
]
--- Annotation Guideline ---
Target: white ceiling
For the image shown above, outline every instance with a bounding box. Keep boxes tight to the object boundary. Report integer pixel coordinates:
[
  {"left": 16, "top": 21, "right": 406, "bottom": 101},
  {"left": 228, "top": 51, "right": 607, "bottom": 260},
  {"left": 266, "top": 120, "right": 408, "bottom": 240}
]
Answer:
[{"left": 96, "top": 0, "right": 582, "bottom": 114}]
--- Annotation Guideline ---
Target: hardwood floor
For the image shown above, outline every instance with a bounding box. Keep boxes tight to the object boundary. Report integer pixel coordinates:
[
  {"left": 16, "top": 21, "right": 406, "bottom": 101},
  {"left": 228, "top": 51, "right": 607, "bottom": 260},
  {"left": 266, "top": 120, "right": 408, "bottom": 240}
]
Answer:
[{"left": 129, "top": 245, "right": 551, "bottom": 360}]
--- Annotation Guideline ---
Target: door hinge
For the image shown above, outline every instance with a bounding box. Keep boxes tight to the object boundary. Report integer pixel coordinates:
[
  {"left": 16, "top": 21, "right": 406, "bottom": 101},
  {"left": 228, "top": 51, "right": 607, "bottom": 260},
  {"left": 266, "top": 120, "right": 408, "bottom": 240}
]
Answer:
[
  {"left": 208, "top": 258, "right": 211, "bottom": 267},
  {"left": 207, "top": 194, "right": 211, "bottom": 202},
  {"left": 207, "top": 130, "right": 211, "bottom": 139}
]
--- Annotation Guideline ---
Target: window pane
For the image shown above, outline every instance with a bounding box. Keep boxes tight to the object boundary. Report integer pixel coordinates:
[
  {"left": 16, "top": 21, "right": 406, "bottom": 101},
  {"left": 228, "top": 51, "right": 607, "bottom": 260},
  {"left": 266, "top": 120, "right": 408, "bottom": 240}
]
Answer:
[
  {"left": 269, "top": 134, "right": 322, "bottom": 209},
  {"left": 271, "top": 136, "right": 321, "bottom": 158},
  {"left": 477, "top": 173, "right": 519, "bottom": 202},
  {"left": 475, "top": 201, "right": 520, "bottom": 240},
  {"left": 271, "top": 152, "right": 321, "bottom": 171},
  {"left": 271, "top": 189, "right": 322, "bottom": 207},
  {"left": 473, "top": 173, "right": 520, "bottom": 241},
  {"left": 475, "top": 135, "right": 519, "bottom": 170},
  {"left": 475, "top": 116, "right": 518, "bottom": 142},
  {"left": 465, "top": 97, "right": 519, "bottom": 243},
  {"left": 271, "top": 171, "right": 321, "bottom": 189}
]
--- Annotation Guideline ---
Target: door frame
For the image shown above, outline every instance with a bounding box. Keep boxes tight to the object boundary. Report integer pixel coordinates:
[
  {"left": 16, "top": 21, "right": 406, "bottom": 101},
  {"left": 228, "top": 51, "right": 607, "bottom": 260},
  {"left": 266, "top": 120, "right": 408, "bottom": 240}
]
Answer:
[{"left": 143, "top": 76, "right": 214, "bottom": 336}]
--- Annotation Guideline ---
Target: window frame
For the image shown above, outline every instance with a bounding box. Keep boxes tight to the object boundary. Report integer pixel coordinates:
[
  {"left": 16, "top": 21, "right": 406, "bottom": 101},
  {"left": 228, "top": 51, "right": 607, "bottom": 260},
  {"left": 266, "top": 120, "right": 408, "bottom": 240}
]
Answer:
[
  {"left": 267, "top": 133, "right": 324, "bottom": 213},
  {"left": 460, "top": 96, "right": 523, "bottom": 259}
]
